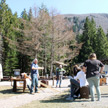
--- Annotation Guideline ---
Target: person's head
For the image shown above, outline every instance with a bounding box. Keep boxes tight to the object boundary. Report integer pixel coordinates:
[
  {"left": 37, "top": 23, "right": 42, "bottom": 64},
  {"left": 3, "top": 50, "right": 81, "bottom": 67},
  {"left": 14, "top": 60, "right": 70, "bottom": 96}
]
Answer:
[
  {"left": 59, "top": 65, "right": 62, "bottom": 68},
  {"left": 80, "top": 65, "right": 86, "bottom": 72},
  {"left": 33, "top": 58, "right": 38, "bottom": 64},
  {"left": 89, "top": 53, "right": 97, "bottom": 60}
]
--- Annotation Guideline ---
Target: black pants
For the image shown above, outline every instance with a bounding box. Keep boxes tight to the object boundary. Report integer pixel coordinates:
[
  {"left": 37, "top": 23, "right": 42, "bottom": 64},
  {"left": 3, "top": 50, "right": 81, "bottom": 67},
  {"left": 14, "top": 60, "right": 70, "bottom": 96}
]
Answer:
[{"left": 70, "top": 79, "right": 80, "bottom": 97}]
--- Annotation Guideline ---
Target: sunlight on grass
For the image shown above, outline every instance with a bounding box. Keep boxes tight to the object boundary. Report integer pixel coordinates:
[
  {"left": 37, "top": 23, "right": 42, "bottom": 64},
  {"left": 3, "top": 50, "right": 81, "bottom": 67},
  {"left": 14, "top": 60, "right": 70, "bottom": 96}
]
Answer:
[
  {"left": 17, "top": 86, "right": 108, "bottom": 108},
  {"left": 17, "top": 91, "right": 70, "bottom": 108}
]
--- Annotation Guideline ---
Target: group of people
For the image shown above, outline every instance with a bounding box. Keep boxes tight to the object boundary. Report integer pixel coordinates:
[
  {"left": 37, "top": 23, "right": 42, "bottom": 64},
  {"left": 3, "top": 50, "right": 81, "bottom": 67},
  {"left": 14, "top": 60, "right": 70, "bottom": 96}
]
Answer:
[
  {"left": 26, "top": 53, "right": 104, "bottom": 102},
  {"left": 25, "top": 58, "right": 66, "bottom": 94},
  {"left": 67, "top": 53, "right": 104, "bottom": 102}
]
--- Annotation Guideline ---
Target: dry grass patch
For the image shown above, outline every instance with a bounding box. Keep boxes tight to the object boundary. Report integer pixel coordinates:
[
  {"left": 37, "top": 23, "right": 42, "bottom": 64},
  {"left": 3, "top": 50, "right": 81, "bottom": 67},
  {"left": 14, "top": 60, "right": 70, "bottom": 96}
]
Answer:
[
  {"left": 17, "top": 86, "right": 108, "bottom": 108},
  {"left": 0, "top": 86, "right": 30, "bottom": 99}
]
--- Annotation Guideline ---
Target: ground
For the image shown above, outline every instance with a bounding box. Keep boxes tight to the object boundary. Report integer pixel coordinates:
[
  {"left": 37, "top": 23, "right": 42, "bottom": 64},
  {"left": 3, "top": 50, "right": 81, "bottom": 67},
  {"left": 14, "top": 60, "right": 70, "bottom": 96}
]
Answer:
[{"left": 0, "top": 79, "right": 108, "bottom": 108}]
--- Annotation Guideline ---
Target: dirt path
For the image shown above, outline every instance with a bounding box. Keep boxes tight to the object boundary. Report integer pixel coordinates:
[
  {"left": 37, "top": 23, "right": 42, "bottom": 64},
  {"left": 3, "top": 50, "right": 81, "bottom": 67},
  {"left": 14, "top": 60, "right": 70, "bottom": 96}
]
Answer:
[
  {"left": 0, "top": 88, "right": 68, "bottom": 108},
  {"left": 0, "top": 80, "right": 108, "bottom": 108},
  {"left": 0, "top": 79, "right": 70, "bottom": 108}
]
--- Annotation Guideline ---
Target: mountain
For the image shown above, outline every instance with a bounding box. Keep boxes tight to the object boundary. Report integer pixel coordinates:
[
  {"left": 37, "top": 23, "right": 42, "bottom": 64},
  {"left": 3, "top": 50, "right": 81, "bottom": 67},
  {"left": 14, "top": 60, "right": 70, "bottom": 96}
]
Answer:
[{"left": 63, "top": 13, "right": 108, "bottom": 34}]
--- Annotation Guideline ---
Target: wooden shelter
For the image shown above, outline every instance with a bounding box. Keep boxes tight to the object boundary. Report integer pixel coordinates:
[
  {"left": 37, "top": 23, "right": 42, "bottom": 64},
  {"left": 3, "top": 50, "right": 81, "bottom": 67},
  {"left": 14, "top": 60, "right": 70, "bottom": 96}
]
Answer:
[{"left": 52, "top": 61, "right": 67, "bottom": 66}]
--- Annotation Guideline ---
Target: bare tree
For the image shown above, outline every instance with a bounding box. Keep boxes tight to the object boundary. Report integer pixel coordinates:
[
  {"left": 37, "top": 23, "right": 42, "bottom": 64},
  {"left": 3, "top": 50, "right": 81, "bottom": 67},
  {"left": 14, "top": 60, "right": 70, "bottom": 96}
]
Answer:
[
  {"left": 4, "top": 7, "right": 81, "bottom": 76},
  {"left": 49, "top": 9, "right": 75, "bottom": 76}
]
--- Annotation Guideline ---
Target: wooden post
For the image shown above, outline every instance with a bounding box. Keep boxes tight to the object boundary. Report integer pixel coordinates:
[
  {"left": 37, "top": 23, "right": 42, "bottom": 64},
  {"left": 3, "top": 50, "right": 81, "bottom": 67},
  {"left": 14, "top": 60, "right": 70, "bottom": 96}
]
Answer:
[
  {"left": 13, "top": 80, "right": 17, "bottom": 92},
  {"left": 52, "top": 76, "right": 54, "bottom": 86}
]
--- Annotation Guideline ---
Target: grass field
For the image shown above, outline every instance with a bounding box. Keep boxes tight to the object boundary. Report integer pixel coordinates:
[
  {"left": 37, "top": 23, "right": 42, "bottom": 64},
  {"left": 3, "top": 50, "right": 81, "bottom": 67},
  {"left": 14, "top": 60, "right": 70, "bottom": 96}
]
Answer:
[
  {"left": 16, "top": 86, "right": 108, "bottom": 108},
  {"left": 0, "top": 86, "right": 29, "bottom": 99},
  {"left": 17, "top": 91, "right": 72, "bottom": 108},
  {"left": 0, "top": 85, "right": 108, "bottom": 108}
]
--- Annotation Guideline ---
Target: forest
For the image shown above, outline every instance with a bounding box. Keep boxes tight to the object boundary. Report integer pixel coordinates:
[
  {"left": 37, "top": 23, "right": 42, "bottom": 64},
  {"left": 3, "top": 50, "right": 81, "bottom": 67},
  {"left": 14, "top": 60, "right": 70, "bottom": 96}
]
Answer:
[{"left": 0, "top": 0, "right": 108, "bottom": 77}]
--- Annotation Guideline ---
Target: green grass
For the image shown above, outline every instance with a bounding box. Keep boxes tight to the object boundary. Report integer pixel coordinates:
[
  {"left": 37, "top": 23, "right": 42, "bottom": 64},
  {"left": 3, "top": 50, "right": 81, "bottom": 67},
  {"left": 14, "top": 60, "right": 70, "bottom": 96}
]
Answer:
[
  {"left": 17, "top": 91, "right": 73, "bottom": 108},
  {"left": 1, "top": 85, "right": 108, "bottom": 108},
  {"left": 0, "top": 86, "right": 30, "bottom": 99},
  {"left": 17, "top": 86, "right": 108, "bottom": 108}
]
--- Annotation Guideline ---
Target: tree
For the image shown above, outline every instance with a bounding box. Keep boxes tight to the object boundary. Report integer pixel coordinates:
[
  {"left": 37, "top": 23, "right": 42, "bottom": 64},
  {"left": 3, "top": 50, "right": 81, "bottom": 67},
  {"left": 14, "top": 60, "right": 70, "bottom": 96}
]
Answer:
[
  {"left": 76, "top": 17, "right": 96, "bottom": 63},
  {"left": 21, "top": 9, "right": 28, "bottom": 20},
  {"left": 75, "top": 17, "right": 108, "bottom": 63},
  {"left": 14, "top": 6, "right": 75, "bottom": 76},
  {"left": 0, "top": 33, "right": 2, "bottom": 63},
  {"left": 49, "top": 9, "right": 74, "bottom": 76},
  {"left": 95, "top": 26, "right": 108, "bottom": 59},
  {"left": 0, "top": 0, "right": 19, "bottom": 76},
  {"left": 28, "top": 8, "right": 33, "bottom": 21},
  {"left": 2, "top": 4, "right": 76, "bottom": 76}
]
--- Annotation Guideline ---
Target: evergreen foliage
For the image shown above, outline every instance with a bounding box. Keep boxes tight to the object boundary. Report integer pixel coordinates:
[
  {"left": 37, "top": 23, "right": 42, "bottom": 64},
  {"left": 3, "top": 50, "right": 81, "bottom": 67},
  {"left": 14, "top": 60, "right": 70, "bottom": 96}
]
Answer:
[
  {"left": 74, "top": 17, "right": 108, "bottom": 63},
  {"left": 0, "top": 1, "right": 108, "bottom": 77},
  {"left": 0, "top": 0, "right": 19, "bottom": 76}
]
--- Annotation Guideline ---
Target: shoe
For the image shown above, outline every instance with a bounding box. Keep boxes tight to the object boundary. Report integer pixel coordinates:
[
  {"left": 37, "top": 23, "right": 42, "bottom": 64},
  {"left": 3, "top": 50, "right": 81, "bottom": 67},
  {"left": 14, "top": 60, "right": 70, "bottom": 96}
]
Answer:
[
  {"left": 35, "top": 91, "right": 40, "bottom": 93},
  {"left": 73, "top": 95, "right": 77, "bottom": 98},
  {"left": 30, "top": 92, "right": 35, "bottom": 95},
  {"left": 97, "top": 99, "right": 101, "bottom": 101},
  {"left": 91, "top": 99, "right": 95, "bottom": 101},
  {"left": 77, "top": 94, "right": 80, "bottom": 98},
  {"left": 66, "top": 97, "right": 74, "bottom": 101}
]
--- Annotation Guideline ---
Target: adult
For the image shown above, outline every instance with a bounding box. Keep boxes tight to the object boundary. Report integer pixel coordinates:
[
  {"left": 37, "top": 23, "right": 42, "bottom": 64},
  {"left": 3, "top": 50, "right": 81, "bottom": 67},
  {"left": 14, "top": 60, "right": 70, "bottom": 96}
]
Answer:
[
  {"left": 83, "top": 53, "right": 104, "bottom": 101},
  {"left": 66, "top": 66, "right": 88, "bottom": 101},
  {"left": 56, "top": 65, "right": 66, "bottom": 88},
  {"left": 30, "top": 58, "right": 44, "bottom": 94}
]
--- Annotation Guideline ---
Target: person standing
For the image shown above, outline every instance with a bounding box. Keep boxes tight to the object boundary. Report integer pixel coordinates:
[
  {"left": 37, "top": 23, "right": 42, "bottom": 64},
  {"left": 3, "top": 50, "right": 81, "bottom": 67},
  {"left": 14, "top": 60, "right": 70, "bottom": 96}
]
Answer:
[
  {"left": 56, "top": 65, "right": 66, "bottom": 88},
  {"left": 30, "top": 58, "right": 44, "bottom": 94},
  {"left": 83, "top": 53, "right": 104, "bottom": 101}
]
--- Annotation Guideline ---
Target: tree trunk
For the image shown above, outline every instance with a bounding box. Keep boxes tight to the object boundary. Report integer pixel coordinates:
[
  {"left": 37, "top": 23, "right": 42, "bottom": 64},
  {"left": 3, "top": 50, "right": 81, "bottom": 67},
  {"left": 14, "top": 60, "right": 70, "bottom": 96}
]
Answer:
[{"left": 50, "top": 16, "right": 54, "bottom": 77}]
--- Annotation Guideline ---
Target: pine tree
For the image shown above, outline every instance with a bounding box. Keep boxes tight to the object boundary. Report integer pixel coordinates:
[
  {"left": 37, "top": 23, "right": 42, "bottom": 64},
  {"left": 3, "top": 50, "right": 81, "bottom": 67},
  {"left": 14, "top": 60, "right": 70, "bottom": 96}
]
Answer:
[
  {"left": 76, "top": 17, "right": 96, "bottom": 63},
  {"left": 0, "top": 0, "right": 19, "bottom": 76},
  {"left": 21, "top": 9, "right": 28, "bottom": 20},
  {"left": 75, "top": 17, "right": 108, "bottom": 63},
  {"left": 17, "top": 9, "right": 33, "bottom": 73},
  {"left": 95, "top": 26, "right": 108, "bottom": 59},
  {"left": 28, "top": 8, "right": 33, "bottom": 21}
]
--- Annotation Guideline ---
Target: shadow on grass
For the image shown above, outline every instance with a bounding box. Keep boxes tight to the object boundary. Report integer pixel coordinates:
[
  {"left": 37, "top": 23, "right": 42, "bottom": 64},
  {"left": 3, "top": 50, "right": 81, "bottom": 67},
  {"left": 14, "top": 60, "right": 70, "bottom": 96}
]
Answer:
[
  {"left": 40, "top": 93, "right": 90, "bottom": 104},
  {"left": 52, "top": 87, "right": 69, "bottom": 88},
  {"left": 0, "top": 86, "right": 29, "bottom": 95}
]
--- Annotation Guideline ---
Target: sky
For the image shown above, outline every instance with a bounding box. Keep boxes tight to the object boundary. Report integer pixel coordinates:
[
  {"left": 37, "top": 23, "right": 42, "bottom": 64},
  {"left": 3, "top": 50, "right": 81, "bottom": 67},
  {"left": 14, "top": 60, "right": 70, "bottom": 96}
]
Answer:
[{"left": 6, "top": 0, "right": 108, "bottom": 16}]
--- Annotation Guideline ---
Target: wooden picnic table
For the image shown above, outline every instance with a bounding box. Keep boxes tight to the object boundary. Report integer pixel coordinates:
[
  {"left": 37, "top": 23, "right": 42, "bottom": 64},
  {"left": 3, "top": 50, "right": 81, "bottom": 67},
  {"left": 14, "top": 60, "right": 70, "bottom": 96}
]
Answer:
[{"left": 11, "top": 78, "right": 26, "bottom": 92}]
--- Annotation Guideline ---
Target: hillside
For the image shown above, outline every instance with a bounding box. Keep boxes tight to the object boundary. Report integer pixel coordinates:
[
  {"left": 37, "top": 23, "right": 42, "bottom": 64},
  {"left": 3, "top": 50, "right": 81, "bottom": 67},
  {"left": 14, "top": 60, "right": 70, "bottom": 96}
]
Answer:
[{"left": 63, "top": 13, "right": 108, "bottom": 34}]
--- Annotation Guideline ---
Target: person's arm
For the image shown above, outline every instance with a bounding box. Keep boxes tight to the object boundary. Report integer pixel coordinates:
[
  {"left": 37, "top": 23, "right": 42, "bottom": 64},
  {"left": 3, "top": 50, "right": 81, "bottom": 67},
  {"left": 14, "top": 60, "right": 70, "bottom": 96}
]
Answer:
[
  {"left": 32, "top": 66, "right": 44, "bottom": 70},
  {"left": 100, "top": 66, "right": 104, "bottom": 74},
  {"left": 99, "top": 61, "right": 104, "bottom": 74},
  {"left": 83, "top": 61, "right": 87, "bottom": 73},
  {"left": 74, "top": 72, "right": 81, "bottom": 80},
  {"left": 62, "top": 68, "right": 66, "bottom": 74}
]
